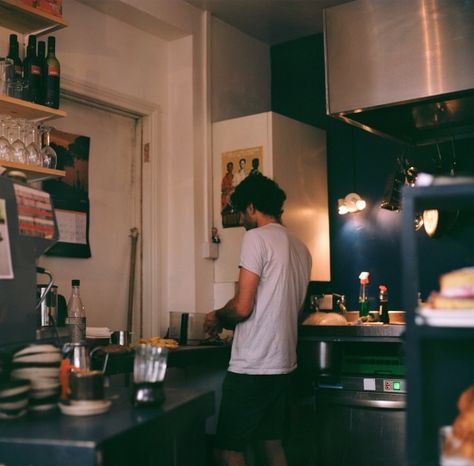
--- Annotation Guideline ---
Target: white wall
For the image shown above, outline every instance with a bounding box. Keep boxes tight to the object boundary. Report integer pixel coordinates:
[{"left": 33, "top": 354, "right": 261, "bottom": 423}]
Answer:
[
  {"left": 212, "top": 112, "right": 330, "bottom": 308},
  {"left": 211, "top": 18, "right": 271, "bottom": 122},
  {"left": 1, "top": 0, "right": 213, "bottom": 337}
]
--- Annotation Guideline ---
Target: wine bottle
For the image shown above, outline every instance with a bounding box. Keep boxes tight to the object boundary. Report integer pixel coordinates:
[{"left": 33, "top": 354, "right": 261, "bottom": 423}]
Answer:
[
  {"left": 7, "top": 34, "right": 22, "bottom": 81},
  {"left": 23, "top": 35, "right": 42, "bottom": 103},
  {"left": 44, "top": 36, "right": 60, "bottom": 109},
  {"left": 66, "top": 279, "right": 87, "bottom": 344},
  {"left": 37, "top": 40, "right": 47, "bottom": 104}
]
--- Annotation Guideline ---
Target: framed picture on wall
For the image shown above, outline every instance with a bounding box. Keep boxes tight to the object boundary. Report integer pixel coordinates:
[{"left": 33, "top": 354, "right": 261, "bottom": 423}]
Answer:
[
  {"left": 42, "top": 129, "right": 92, "bottom": 258},
  {"left": 220, "top": 146, "right": 263, "bottom": 228}
]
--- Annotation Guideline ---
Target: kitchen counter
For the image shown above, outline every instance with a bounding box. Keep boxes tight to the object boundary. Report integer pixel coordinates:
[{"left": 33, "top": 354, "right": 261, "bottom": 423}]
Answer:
[
  {"left": 299, "top": 323, "right": 405, "bottom": 342},
  {"left": 91, "top": 344, "right": 231, "bottom": 376},
  {"left": 0, "top": 386, "right": 214, "bottom": 466}
]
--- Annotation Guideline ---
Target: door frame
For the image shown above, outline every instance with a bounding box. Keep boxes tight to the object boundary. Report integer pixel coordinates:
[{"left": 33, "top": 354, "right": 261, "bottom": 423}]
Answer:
[{"left": 61, "top": 75, "right": 162, "bottom": 338}]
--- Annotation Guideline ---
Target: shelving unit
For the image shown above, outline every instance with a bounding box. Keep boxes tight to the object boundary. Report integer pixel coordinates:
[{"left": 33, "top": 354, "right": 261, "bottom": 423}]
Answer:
[
  {"left": 0, "top": 160, "right": 64, "bottom": 182},
  {"left": 0, "top": 0, "right": 67, "bottom": 34},
  {"left": 402, "top": 182, "right": 474, "bottom": 466},
  {"left": 0, "top": 1, "right": 67, "bottom": 184},
  {"left": 0, "top": 95, "right": 66, "bottom": 121}
]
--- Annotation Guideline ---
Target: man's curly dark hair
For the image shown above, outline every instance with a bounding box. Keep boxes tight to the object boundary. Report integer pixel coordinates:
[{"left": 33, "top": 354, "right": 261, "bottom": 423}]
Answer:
[{"left": 230, "top": 174, "right": 286, "bottom": 220}]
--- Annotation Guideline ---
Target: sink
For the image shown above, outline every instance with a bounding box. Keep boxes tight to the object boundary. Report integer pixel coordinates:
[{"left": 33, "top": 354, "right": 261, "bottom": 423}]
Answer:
[
  {"left": 301, "top": 311, "right": 405, "bottom": 326},
  {"left": 344, "top": 311, "right": 405, "bottom": 325}
]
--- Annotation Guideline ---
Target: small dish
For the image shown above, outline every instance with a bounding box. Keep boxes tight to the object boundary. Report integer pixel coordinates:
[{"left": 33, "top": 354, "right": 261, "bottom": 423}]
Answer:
[
  {"left": 14, "top": 345, "right": 60, "bottom": 357},
  {"left": 59, "top": 399, "right": 111, "bottom": 416}
]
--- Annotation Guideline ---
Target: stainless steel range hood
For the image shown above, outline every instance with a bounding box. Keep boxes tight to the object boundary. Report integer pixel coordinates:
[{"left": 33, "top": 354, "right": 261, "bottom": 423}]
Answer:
[{"left": 324, "top": 0, "right": 474, "bottom": 146}]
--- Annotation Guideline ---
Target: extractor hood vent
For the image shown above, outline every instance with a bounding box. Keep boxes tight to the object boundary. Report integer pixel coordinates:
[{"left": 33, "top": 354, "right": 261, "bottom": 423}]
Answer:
[{"left": 324, "top": 0, "right": 474, "bottom": 146}]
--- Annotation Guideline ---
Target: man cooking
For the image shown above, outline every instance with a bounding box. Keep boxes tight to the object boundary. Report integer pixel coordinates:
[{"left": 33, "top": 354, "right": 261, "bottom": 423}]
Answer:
[{"left": 205, "top": 174, "right": 312, "bottom": 466}]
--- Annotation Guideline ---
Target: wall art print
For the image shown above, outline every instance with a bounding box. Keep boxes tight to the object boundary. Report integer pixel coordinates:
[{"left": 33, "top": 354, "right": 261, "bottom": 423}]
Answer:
[
  {"left": 42, "top": 128, "right": 91, "bottom": 258},
  {"left": 220, "top": 146, "right": 263, "bottom": 228}
]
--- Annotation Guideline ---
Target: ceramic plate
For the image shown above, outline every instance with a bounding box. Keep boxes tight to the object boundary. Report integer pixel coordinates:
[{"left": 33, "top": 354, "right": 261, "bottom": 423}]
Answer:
[
  {"left": 13, "top": 352, "right": 62, "bottom": 364},
  {"left": 30, "top": 378, "right": 60, "bottom": 390},
  {"left": 0, "top": 398, "right": 28, "bottom": 411},
  {"left": 417, "top": 308, "right": 474, "bottom": 327},
  {"left": 59, "top": 399, "right": 111, "bottom": 416},
  {"left": 14, "top": 345, "right": 60, "bottom": 357},
  {"left": 0, "top": 409, "right": 27, "bottom": 420},
  {"left": 29, "top": 403, "right": 58, "bottom": 412},
  {"left": 0, "top": 380, "right": 30, "bottom": 398},
  {"left": 12, "top": 367, "right": 60, "bottom": 379}
]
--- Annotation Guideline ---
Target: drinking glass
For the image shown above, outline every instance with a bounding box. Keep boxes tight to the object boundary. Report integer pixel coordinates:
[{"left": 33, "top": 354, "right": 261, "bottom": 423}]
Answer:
[
  {"left": 39, "top": 125, "right": 57, "bottom": 169},
  {"left": 0, "top": 58, "right": 13, "bottom": 95},
  {"left": 132, "top": 344, "right": 168, "bottom": 406},
  {"left": 25, "top": 122, "right": 42, "bottom": 166},
  {"left": 8, "top": 118, "right": 27, "bottom": 164},
  {"left": 0, "top": 116, "right": 13, "bottom": 161}
]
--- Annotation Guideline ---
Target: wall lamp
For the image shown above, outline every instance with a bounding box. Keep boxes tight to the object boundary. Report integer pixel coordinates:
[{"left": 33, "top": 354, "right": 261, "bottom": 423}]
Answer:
[{"left": 337, "top": 192, "right": 366, "bottom": 215}]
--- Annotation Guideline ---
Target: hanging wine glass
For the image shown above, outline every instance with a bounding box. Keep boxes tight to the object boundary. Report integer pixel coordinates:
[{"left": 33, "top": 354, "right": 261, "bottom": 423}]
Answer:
[
  {"left": 40, "top": 125, "right": 57, "bottom": 169},
  {"left": 0, "top": 115, "right": 14, "bottom": 162},
  {"left": 25, "top": 121, "right": 42, "bottom": 166},
  {"left": 8, "top": 118, "right": 27, "bottom": 164}
]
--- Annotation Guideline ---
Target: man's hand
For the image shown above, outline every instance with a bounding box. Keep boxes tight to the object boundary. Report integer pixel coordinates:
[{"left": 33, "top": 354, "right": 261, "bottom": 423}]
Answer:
[{"left": 204, "top": 310, "right": 223, "bottom": 338}]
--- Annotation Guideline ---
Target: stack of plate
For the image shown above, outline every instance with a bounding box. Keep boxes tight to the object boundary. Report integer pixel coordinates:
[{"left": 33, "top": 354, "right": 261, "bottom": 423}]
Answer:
[
  {"left": 0, "top": 379, "right": 30, "bottom": 419},
  {"left": 11, "top": 344, "right": 61, "bottom": 413}
]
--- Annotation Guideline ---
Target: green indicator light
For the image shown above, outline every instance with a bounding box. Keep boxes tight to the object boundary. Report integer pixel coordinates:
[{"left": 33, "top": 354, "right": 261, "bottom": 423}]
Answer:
[{"left": 393, "top": 381, "right": 401, "bottom": 390}]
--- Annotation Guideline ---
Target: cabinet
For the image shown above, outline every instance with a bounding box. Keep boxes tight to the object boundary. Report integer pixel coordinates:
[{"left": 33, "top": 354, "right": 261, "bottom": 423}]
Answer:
[
  {"left": 0, "top": 0, "right": 67, "bottom": 183},
  {"left": 402, "top": 182, "right": 474, "bottom": 466}
]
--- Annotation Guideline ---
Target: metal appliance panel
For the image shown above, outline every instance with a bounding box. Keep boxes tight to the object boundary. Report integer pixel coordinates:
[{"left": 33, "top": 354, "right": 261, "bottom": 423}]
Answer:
[
  {"left": 324, "top": 0, "right": 474, "bottom": 113},
  {"left": 324, "top": 0, "right": 474, "bottom": 144}
]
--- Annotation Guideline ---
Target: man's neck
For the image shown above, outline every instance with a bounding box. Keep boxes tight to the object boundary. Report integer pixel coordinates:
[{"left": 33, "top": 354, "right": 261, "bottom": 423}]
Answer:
[{"left": 256, "top": 213, "right": 279, "bottom": 228}]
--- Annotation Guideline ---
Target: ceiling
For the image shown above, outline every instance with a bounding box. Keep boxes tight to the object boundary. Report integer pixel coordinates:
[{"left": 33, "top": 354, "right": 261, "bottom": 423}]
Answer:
[{"left": 184, "top": 0, "right": 353, "bottom": 45}]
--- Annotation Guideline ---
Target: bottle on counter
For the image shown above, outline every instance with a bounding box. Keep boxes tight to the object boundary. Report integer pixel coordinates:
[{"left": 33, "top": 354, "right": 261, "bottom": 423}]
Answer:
[
  {"left": 43, "top": 36, "right": 60, "bottom": 109},
  {"left": 378, "top": 285, "right": 390, "bottom": 324},
  {"left": 66, "top": 279, "right": 86, "bottom": 344},
  {"left": 358, "top": 271, "right": 370, "bottom": 317},
  {"left": 7, "top": 34, "right": 22, "bottom": 82},
  {"left": 23, "top": 35, "right": 42, "bottom": 104}
]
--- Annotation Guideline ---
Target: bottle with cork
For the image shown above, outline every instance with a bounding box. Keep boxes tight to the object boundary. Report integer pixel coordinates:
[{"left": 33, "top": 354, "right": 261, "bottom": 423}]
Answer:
[
  {"left": 378, "top": 285, "right": 390, "bottom": 324},
  {"left": 358, "top": 271, "right": 370, "bottom": 318}
]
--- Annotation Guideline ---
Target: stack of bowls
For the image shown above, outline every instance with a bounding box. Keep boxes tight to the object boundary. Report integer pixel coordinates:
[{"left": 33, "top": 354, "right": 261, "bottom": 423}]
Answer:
[
  {"left": 0, "top": 379, "right": 30, "bottom": 419},
  {"left": 11, "top": 344, "right": 61, "bottom": 413}
]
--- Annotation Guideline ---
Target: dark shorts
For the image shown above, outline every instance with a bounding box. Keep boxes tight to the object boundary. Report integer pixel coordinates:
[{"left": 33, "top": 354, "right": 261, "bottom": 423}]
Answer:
[{"left": 215, "top": 371, "right": 294, "bottom": 452}]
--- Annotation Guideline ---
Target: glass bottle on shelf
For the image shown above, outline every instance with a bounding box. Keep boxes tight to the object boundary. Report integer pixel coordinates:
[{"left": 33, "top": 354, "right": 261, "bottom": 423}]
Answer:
[
  {"left": 66, "top": 279, "right": 87, "bottom": 344},
  {"left": 44, "top": 36, "right": 60, "bottom": 109},
  {"left": 7, "top": 34, "right": 22, "bottom": 82},
  {"left": 23, "top": 35, "right": 42, "bottom": 104},
  {"left": 39, "top": 125, "right": 57, "bottom": 169},
  {"left": 37, "top": 40, "right": 47, "bottom": 105}
]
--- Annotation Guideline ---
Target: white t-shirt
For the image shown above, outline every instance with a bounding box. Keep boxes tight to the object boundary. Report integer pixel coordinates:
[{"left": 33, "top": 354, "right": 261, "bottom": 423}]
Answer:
[{"left": 228, "top": 223, "right": 312, "bottom": 375}]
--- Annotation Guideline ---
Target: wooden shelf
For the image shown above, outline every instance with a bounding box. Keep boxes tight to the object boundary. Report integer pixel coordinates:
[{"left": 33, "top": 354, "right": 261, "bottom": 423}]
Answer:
[
  {"left": 0, "top": 0, "right": 67, "bottom": 34},
  {"left": 0, "top": 95, "right": 66, "bottom": 121},
  {"left": 0, "top": 160, "right": 65, "bottom": 182}
]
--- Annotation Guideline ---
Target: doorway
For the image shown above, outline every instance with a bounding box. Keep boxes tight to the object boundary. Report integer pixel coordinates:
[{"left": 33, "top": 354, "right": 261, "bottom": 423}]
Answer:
[{"left": 38, "top": 97, "right": 144, "bottom": 334}]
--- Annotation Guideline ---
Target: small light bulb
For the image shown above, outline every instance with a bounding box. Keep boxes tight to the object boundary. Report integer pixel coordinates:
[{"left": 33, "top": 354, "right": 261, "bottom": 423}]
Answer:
[
  {"left": 338, "top": 204, "right": 349, "bottom": 215},
  {"left": 356, "top": 199, "right": 366, "bottom": 211}
]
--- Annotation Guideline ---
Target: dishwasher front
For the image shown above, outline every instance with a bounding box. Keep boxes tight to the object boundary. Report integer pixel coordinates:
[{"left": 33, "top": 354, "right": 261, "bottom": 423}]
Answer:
[{"left": 314, "top": 375, "right": 406, "bottom": 466}]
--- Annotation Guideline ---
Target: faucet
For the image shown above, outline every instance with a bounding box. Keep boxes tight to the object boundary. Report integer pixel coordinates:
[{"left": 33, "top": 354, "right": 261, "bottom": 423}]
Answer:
[
  {"left": 333, "top": 293, "right": 347, "bottom": 314},
  {"left": 310, "top": 294, "right": 323, "bottom": 312}
]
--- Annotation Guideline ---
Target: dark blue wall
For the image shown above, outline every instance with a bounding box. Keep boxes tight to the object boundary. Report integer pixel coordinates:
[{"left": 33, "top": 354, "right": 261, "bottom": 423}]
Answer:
[{"left": 271, "top": 34, "right": 474, "bottom": 310}]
